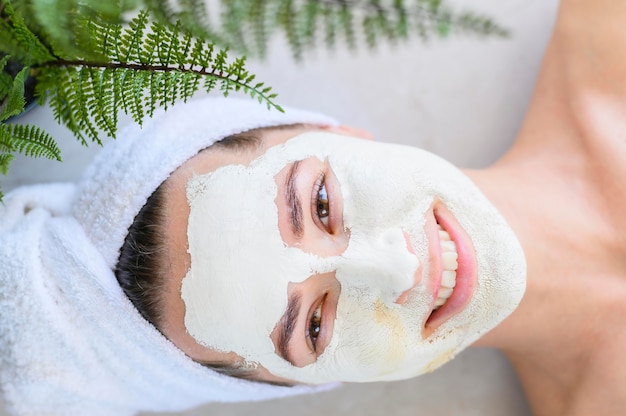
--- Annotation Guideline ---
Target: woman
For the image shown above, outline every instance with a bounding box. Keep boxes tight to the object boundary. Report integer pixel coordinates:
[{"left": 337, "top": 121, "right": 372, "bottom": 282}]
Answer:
[{"left": 1, "top": 1, "right": 624, "bottom": 415}]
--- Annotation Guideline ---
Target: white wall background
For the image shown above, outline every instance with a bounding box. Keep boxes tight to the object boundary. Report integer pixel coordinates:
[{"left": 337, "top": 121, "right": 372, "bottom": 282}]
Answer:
[{"left": 2, "top": 0, "right": 559, "bottom": 414}]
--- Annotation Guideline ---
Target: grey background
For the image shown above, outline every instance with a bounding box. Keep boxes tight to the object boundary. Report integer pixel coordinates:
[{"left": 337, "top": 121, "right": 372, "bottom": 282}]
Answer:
[{"left": 2, "top": 0, "right": 558, "bottom": 414}]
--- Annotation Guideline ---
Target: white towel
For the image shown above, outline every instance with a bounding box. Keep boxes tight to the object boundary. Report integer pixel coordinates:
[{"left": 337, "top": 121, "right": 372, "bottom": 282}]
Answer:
[{"left": 0, "top": 97, "right": 338, "bottom": 415}]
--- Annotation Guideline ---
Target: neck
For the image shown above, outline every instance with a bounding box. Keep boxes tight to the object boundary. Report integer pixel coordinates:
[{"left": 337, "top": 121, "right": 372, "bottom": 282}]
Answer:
[{"left": 461, "top": 135, "right": 626, "bottom": 404}]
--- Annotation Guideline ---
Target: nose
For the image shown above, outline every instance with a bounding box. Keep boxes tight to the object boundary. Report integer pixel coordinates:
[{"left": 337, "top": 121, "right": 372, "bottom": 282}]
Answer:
[{"left": 335, "top": 228, "right": 420, "bottom": 305}]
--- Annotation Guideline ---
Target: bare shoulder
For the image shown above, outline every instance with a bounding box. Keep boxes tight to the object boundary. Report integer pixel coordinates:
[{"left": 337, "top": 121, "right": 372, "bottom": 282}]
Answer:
[
  {"left": 555, "top": 0, "right": 626, "bottom": 97},
  {"left": 550, "top": 0, "right": 626, "bottom": 139}
]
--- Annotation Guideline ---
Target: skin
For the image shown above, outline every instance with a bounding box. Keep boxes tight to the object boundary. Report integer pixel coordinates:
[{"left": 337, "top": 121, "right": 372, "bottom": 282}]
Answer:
[{"left": 160, "top": 0, "right": 626, "bottom": 412}]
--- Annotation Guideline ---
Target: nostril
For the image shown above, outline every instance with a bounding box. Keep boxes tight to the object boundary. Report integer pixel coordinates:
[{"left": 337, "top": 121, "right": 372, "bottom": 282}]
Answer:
[
  {"left": 395, "top": 290, "right": 410, "bottom": 305},
  {"left": 394, "top": 264, "right": 421, "bottom": 305},
  {"left": 379, "top": 228, "right": 410, "bottom": 248}
]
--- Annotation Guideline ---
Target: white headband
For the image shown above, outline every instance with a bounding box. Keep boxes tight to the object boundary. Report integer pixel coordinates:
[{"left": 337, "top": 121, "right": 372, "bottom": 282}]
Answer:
[{"left": 0, "top": 96, "right": 338, "bottom": 415}]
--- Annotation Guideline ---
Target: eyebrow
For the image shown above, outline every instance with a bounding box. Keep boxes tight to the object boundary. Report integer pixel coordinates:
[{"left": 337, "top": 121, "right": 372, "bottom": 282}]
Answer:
[
  {"left": 286, "top": 160, "right": 304, "bottom": 239},
  {"left": 275, "top": 292, "right": 301, "bottom": 366}
]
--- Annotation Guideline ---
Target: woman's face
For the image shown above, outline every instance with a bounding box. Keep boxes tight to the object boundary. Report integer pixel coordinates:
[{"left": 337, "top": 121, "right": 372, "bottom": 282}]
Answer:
[{"left": 161, "top": 126, "right": 526, "bottom": 385}]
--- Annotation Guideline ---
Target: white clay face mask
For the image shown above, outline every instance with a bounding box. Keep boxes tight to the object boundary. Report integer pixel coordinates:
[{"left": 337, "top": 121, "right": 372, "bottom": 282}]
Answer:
[{"left": 181, "top": 132, "right": 526, "bottom": 384}]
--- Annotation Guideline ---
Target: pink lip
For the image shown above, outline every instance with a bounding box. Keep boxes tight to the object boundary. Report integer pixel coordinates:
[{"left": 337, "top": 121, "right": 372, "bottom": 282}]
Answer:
[{"left": 421, "top": 201, "right": 478, "bottom": 337}]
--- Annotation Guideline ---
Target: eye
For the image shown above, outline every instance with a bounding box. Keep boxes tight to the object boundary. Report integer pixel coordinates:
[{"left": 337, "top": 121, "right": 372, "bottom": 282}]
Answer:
[
  {"left": 314, "top": 173, "right": 330, "bottom": 228},
  {"left": 307, "top": 302, "right": 323, "bottom": 352}
]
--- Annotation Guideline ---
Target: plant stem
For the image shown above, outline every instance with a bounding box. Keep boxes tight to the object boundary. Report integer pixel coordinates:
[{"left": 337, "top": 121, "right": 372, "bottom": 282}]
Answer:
[{"left": 41, "top": 59, "right": 226, "bottom": 77}]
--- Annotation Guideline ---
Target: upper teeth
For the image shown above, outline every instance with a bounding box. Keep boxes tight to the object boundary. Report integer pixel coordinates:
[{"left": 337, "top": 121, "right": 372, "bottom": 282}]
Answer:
[{"left": 434, "top": 225, "right": 458, "bottom": 310}]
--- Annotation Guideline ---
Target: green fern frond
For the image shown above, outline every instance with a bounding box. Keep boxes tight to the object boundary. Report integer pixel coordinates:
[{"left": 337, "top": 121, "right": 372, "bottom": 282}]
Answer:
[
  {"left": 35, "top": 67, "right": 90, "bottom": 145},
  {"left": 0, "top": 55, "right": 13, "bottom": 100},
  {"left": 0, "top": 72, "right": 11, "bottom": 101},
  {"left": 220, "top": 0, "right": 251, "bottom": 53},
  {"left": 248, "top": 0, "right": 271, "bottom": 58},
  {"left": 0, "top": 0, "right": 56, "bottom": 65},
  {"left": 140, "top": 0, "right": 507, "bottom": 60},
  {"left": 120, "top": 9, "right": 150, "bottom": 64},
  {"left": 0, "top": 55, "right": 10, "bottom": 72},
  {"left": 0, "top": 150, "right": 14, "bottom": 200},
  {"left": 453, "top": 12, "right": 508, "bottom": 37},
  {"left": 33, "top": 10, "right": 280, "bottom": 143},
  {"left": 88, "top": 67, "right": 117, "bottom": 137},
  {"left": 338, "top": 3, "right": 356, "bottom": 49},
  {"left": 0, "top": 122, "right": 62, "bottom": 161},
  {"left": 322, "top": 4, "right": 337, "bottom": 49},
  {"left": 23, "top": 0, "right": 139, "bottom": 57},
  {"left": 0, "top": 65, "right": 28, "bottom": 122},
  {"left": 0, "top": 121, "right": 58, "bottom": 203},
  {"left": 0, "top": 152, "right": 13, "bottom": 176},
  {"left": 246, "top": 0, "right": 508, "bottom": 58},
  {"left": 145, "top": 0, "right": 230, "bottom": 48}
]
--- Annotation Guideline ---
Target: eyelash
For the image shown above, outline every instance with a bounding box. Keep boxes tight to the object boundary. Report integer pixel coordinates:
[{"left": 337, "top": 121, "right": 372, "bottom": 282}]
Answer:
[
  {"left": 312, "top": 172, "right": 330, "bottom": 229},
  {"left": 307, "top": 294, "right": 326, "bottom": 352}
]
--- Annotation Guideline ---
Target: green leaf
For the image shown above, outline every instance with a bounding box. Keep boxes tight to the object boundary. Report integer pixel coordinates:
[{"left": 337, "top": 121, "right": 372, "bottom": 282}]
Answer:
[
  {"left": 27, "top": 0, "right": 139, "bottom": 57},
  {"left": 0, "top": 66, "right": 28, "bottom": 122},
  {"left": 437, "top": 20, "right": 451, "bottom": 37},
  {"left": 0, "top": 55, "right": 10, "bottom": 72},
  {"left": 0, "top": 152, "right": 13, "bottom": 176},
  {"left": 0, "top": 55, "right": 12, "bottom": 99},
  {"left": 0, "top": 119, "right": 62, "bottom": 204},
  {"left": 0, "top": 73, "right": 11, "bottom": 100},
  {"left": 0, "top": 0, "right": 56, "bottom": 65},
  {"left": 0, "top": 122, "right": 62, "bottom": 161}
]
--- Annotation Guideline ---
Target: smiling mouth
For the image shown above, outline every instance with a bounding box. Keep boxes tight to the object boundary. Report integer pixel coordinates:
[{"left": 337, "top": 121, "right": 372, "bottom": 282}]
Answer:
[{"left": 423, "top": 206, "right": 477, "bottom": 331}]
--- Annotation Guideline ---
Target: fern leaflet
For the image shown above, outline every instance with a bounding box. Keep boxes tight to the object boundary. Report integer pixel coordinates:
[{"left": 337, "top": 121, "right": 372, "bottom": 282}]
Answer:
[{"left": 0, "top": 65, "right": 28, "bottom": 122}]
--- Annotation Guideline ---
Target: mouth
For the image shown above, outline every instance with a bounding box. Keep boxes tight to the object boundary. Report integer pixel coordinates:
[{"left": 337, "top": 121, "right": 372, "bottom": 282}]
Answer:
[{"left": 423, "top": 203, "right": 477, "bottom": 333}]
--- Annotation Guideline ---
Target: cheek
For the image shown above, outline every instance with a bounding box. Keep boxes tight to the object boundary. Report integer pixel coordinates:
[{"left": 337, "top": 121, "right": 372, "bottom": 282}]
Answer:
[
  {"left": 336, "top": 293, "right": 409, "bottom": 364},
  {"left": 302, "top": 290, "right": 411, "bottom": 383}
]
